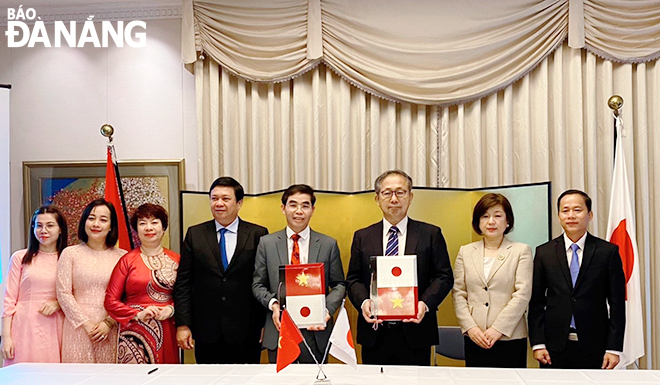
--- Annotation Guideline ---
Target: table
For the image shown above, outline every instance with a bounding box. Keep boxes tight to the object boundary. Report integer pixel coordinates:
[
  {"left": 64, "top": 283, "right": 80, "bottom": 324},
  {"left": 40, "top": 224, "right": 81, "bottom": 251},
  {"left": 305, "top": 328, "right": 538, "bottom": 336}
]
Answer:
[{"left": 1, "top": 363, "right": 659, "bottom": 385}]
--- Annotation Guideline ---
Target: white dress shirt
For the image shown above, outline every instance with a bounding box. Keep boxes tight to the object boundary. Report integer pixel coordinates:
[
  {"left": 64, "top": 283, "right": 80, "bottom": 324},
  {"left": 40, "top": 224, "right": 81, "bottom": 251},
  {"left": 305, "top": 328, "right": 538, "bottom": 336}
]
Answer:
[
  {"left": 382, "top": 216, "right": 408, "bottom": 255},
  {"left": 286, "top": 226, "right": 311, "bottom": 264},
  {"left": 215, "top": 217, "right": 239, "bottom": 265},
  {"left": 563, "top": 232, "right": 586, "bottom": 269}
]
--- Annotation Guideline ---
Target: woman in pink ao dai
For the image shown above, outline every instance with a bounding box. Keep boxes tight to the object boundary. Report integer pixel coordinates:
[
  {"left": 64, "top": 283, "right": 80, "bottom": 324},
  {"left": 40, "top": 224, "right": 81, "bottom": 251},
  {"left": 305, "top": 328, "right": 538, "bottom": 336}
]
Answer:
[{"left": 1, "top": 206, "right": 68, "bottom": 365}]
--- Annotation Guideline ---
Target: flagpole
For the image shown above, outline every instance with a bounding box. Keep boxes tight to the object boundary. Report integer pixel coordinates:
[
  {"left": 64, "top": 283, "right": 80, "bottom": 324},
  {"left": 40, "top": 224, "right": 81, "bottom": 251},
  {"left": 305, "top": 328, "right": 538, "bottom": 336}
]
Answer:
[
  {"left": 607, "top": 96, "right": 649, "bottom": 369},
  {"left": 607, "top": 95, "right": 623, "bottom": 167},
  {"left": 100, "top": 124, "right": 135, "bottom": 250}
]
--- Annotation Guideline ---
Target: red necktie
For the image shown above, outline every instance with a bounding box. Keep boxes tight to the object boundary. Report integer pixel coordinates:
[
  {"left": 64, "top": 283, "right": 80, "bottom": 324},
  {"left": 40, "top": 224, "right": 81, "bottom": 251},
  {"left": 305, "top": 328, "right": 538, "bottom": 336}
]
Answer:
[{"left": 291, "top": 233, "right": 301, "bottom": 265}]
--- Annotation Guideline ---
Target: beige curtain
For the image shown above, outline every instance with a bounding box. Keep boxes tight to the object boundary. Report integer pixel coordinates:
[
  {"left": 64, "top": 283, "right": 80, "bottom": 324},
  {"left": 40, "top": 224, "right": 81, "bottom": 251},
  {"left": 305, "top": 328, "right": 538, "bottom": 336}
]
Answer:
[
  {"left": 194, "top": 59, "right": 438, "bottom": 192},
  {"left": 583, "top": 0, "right": 660, "bottom": 62},
  {"left": 183, "top": 0, "right": 660, "bottom": 104}
]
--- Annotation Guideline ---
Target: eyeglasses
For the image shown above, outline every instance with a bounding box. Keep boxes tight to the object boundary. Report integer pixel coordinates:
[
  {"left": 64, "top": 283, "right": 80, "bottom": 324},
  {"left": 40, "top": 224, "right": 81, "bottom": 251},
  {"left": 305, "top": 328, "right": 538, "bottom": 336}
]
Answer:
[
  {"left": 286, "top": 202, "right": 312, "bottom": 211},
  {"left": 379, "top": 190, "right": 408, "bottom": 199}
]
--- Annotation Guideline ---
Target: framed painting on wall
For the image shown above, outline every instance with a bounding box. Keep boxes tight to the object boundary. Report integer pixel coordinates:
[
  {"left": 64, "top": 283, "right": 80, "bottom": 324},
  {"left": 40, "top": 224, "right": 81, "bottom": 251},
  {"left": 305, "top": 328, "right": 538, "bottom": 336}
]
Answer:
[{"left": 23, "top": 160, "right": 184, "bottom": 253}]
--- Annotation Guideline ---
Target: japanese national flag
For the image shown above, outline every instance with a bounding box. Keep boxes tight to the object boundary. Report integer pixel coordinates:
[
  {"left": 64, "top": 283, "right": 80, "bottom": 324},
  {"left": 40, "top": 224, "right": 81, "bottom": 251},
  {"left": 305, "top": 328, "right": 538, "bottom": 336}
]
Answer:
[
  {"left": 329, "top": 301, "right": 357, "bottom": 369},
  {"left": 286, "top": 294, "right": 326, "bottom": 328},
  {"left": 282, "top": 263, "right": 326, "bottom": 328},
  {"left": 376, "top": 255, "right": 417, "bottom": 288},
  {"left": 606, "top": 116, "right": 644, "bottom": 368}
]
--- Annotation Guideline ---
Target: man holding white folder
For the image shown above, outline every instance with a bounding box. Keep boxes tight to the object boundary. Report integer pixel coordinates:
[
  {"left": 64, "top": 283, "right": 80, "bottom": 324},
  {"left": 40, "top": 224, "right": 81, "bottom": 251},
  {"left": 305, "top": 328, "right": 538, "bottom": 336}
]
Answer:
[{"left": 346, "top": 170, "right": 454, "bottom": 365}]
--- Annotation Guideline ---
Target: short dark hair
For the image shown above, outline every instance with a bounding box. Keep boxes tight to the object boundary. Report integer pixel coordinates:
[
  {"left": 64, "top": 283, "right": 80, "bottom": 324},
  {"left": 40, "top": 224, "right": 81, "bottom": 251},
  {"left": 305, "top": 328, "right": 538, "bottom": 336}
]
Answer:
[
  {"left": 209, "top": 177, "right": 244, "bottom": 201},
  {"left": 557, "top": 189, "right": 592, "bottom": 212},
  {"left": 374, "top": 170, "right": 413, "bottom": 193},
  {"left": 78, "top": 199, "right": 119, "bottom": 248},
  {"left": 472, "top": 193, "right": 514, "bottom": 235},
  {"left": 23, "top": 205, "right": 68, "bottom": 265},
  {"left": 281, "top": 184, "right": 316, "bottom": 206},
  {"left": 130, "top": 203, "right": 169, "bottom": 231}
]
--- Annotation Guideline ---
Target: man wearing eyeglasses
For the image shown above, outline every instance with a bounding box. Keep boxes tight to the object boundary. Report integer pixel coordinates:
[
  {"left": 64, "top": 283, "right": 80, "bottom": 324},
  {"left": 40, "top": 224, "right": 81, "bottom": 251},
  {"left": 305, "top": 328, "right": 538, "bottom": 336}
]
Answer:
[
  {"left": 346, "top": 170, "right": 453, "bottom": 365},
  {"left": 252, "top": 184, "right": 346, "bottom": 363}
]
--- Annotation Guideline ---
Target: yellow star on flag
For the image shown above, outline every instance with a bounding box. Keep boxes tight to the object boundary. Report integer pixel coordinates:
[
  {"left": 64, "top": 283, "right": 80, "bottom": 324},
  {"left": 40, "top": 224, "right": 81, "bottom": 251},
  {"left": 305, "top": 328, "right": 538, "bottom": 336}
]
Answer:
[
  {"left": 391, "top": 297, "right": 404, "bottom": 309},
  {"left": 296, "top": 272, "right": 309, "bottom": 286},
  {"left": 278, "top": 336, "right": 283, "bottom": 349}
]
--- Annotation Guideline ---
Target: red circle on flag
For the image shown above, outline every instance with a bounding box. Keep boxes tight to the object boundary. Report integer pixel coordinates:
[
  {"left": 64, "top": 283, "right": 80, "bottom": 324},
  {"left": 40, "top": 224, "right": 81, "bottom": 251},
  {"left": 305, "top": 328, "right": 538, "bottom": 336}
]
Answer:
[
  {"left": 391, "top": 266, "right": 402, "bottom": 277},
  {"left": 300, "top": 306, "right": 311, "bottom": 317}
]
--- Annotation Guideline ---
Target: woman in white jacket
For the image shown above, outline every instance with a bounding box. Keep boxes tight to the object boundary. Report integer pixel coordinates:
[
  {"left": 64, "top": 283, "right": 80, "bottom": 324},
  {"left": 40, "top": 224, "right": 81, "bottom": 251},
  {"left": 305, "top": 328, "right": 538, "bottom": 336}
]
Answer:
[{"left": 452, "top": 193, "right": 533, "bottom": 367}]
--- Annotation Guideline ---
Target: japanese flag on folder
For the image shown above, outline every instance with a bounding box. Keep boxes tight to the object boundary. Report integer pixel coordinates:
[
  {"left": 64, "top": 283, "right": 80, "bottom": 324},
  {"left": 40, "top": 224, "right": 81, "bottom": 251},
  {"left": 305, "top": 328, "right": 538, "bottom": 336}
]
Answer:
[
  {"left": 280, "top": 263, "right": 326, "bottom": 328},
  {"left": 371, "top": 255, "right": 418, "bottom": 320}
]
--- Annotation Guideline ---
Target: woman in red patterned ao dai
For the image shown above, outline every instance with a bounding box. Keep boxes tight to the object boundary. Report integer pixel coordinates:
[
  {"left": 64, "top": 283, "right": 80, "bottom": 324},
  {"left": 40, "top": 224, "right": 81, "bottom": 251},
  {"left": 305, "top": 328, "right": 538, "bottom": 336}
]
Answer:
[
  {"left": 105, "top": 203, "right": 180, "bottom": 364},
  {"left": 1, "top": 206, "right": 68, "bottom": 365},
  {"left": 57, "top": 199, "right": 127, "bottom": 363}
]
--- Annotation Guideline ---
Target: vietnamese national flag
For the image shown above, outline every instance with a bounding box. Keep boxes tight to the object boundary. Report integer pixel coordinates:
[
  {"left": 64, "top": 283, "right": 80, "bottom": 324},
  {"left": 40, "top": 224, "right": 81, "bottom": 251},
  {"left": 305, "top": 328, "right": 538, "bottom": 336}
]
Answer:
[
  {"left": 606, "top": 115, "right": 644, "bottom": 368},
  {"left": 104, "top": 146, "right": 133, "bottom": 251},
  {"left": 328, "top": 301, "right": 357, "bottom": 369},
  {"left": 276, "top": 309, "right": 304, "bottom": 372}
]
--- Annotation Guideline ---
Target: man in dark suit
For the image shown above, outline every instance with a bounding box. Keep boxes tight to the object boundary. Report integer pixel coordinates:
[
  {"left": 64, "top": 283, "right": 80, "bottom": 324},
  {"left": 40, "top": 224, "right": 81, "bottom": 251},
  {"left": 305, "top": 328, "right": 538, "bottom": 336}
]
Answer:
[
  {"left": 173, "top": 177, "right": 268, "bottom": 364},
  {"left": 529, "top": 189, "right": 625, "bottom": 369},
  {"left": 346, "top": 170, "right": 454, "bottom": 366},
  {"left": 252, "top": 184, "right": 345, "bottom": 363}
]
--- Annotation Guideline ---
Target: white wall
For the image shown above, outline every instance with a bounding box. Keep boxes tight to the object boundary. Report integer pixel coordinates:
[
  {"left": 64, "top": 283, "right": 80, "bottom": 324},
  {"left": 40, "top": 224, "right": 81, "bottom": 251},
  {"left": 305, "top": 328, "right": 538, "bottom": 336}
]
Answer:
[
  {"left": 0, "top": 17, "right": 197, "bottom": 259},
  {"left": 0, "top": 87, "right": 10, "bottom": 290}
]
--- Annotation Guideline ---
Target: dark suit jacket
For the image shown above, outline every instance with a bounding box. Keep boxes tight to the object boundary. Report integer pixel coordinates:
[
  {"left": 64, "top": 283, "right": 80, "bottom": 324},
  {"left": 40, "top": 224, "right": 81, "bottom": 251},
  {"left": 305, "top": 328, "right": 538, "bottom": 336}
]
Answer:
[
  {"left": 173, "top": 218, "right": 268, "bottom": 345},
  {"left": 252, "top": 229, "right": 346, "bottom": 351},
  {"left": 528, "top": 233, "right": 625, "bottom": 354},
  {"left": 346, "top": 218, "right": 454, "bottom": 349}
]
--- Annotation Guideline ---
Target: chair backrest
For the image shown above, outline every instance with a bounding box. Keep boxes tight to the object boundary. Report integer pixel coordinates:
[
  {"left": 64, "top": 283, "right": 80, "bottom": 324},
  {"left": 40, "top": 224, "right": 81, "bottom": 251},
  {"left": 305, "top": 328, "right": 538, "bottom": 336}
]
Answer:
[{"left": 434, "top": 326, "right": 465, "bottom": 361}]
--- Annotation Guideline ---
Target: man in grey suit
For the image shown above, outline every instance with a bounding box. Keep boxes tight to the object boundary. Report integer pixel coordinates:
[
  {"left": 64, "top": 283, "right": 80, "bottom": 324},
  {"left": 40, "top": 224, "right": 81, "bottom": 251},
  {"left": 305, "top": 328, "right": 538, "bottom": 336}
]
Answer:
[{"left": 252, "top": 184, "right": 346, "bottom": 363}]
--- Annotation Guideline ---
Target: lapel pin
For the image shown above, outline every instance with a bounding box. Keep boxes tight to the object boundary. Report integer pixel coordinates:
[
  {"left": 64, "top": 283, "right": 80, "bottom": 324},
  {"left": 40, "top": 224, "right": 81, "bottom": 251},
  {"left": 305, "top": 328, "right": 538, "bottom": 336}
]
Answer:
[{"left": 497, "top": 254, "right": 505, "bottom": 261}]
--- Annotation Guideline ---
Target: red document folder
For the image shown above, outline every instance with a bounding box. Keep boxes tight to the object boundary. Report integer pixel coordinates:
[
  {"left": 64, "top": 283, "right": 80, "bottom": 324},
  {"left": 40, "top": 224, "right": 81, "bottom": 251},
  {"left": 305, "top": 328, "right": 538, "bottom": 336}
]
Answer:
[{"left": 279, "top": 263, "right": 326, "bottom": 328}]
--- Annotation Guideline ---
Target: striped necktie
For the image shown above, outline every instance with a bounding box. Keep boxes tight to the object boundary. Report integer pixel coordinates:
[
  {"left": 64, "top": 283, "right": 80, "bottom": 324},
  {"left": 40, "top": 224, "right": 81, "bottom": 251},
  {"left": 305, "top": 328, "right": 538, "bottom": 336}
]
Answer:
[{"left": 386, "top": 226, "right": 399, "bottom": 256}]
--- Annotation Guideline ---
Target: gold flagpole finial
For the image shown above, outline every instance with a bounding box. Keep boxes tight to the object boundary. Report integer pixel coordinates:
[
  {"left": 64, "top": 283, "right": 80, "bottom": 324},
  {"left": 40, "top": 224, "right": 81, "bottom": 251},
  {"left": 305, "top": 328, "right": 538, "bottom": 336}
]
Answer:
[
  {"left": 100, "top": 124, "right": 115, "bottom": 143},
  {"left": 608, "top": 95, "right": 623, "bottom": 117}
]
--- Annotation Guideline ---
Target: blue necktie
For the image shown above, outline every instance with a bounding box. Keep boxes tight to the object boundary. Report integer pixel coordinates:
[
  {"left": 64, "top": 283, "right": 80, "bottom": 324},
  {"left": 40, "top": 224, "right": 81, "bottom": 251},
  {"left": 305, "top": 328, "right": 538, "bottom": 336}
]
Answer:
[
  {"left": 386, "top": 226, "right": 399, "bottom": 256},
  {"left": 219, "top": 228, "right": 228, "bottom": 270},
  {"left": 569, "top": 243, "right": 579, "bottom": 328}
]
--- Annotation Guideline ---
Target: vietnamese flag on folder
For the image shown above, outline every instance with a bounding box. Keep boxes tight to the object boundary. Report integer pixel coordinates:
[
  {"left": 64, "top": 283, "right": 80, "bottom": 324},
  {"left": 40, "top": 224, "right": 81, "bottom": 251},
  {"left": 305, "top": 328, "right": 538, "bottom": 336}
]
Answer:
[
  {"left": 276, "top": 309, "right": 304, "bottom": 372},
  {"left": 281, "top": 263, "right": 326, "bottom": 328}
]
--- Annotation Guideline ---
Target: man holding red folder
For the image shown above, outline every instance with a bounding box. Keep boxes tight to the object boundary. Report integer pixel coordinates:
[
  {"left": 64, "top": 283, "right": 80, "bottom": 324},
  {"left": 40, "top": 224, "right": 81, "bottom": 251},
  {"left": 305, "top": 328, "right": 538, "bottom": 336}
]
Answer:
[{"left": 252, "top": 184, "right": 346, "bottom": 363}]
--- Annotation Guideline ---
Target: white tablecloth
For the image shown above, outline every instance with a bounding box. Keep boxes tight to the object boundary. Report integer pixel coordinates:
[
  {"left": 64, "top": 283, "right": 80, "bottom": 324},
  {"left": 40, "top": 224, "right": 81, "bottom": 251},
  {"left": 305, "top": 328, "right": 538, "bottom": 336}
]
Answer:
[{"left": 1, "top": 363, "right": 660, "bottom": 385}]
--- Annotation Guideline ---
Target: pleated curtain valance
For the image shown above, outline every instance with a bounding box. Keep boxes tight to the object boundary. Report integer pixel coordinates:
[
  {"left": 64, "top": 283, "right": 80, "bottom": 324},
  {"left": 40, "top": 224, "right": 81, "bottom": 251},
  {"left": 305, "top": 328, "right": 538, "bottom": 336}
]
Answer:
[{"left": 182, "top": 0, "right": 660, "bottom": 105}]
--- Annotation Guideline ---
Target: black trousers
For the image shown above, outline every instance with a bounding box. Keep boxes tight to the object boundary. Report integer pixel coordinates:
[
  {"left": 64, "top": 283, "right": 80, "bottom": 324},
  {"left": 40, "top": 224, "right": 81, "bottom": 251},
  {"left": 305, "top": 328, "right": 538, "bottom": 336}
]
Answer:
[
  {"left": 194, "top": 337, "right": 262, "bottom": 364},
  {"left": 360, "top": 323, "right": 430, "bottom": 366},
  {"left": 464, "top": 336, "right": 527, "bottom": 368},
  {"left": 267, "top": 330, "right": 326, "bottom": 364},
  {"left": 542, "top": 341, "right": 604, "bottom": 369}
]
